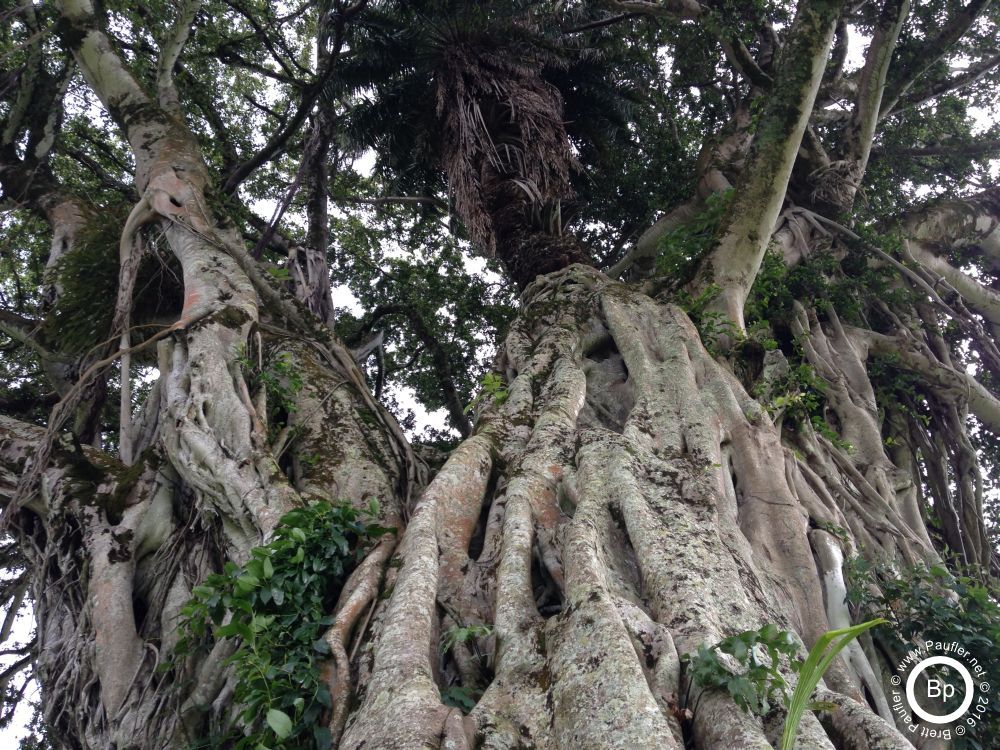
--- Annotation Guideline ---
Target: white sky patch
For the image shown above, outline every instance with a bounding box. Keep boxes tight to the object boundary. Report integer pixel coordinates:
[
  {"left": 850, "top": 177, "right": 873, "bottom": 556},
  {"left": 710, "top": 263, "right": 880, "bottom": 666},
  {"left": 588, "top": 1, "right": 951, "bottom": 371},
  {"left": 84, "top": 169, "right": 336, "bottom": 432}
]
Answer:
[
  {"left": 354, "top": 149, "right": 377, "bottom": 176},
  {"left": 0, "top": 576, "right": 40, "bottom": 739},
  {"left": 331, "top": 284, "right": 364, "bottom": 315}
]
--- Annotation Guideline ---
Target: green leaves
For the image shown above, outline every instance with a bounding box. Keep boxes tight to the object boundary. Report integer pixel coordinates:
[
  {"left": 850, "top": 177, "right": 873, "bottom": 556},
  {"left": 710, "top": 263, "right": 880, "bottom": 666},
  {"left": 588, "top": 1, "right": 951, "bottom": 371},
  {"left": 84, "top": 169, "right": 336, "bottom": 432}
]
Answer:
[
  {"left": 683, "top": 624, "right": 799, "bottom": 715},
  {"left": 175, "top": 501, "right": 394, "bottom": 749},
  {"left": 684, "top": 619, "right": 887, "bottom": 750},
  {"left": 847, "top": 560, "right": 1000, "bottom": 749},
  {"left": 463, "top": 372, "right": 509, "bottom": 414},
  {"left": 441, "top": 624, "right": 493, "bottom": 656},
  {"left": 265, "top": 709, "right": 293, "bottom": 740},
  {"left": 780, "top": 619, "right": 886, "bottom": 750},
  {"left": 440, "top": 685, "right": 481, "bottom": 712}
]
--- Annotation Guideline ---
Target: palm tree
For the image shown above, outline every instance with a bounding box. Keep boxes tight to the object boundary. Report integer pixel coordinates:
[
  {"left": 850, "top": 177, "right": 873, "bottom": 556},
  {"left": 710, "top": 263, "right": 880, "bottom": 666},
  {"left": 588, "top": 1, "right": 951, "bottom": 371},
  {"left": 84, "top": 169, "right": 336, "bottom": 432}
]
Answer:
[{"left": 337, "top": 0, "right": 593, "bottom": 287}]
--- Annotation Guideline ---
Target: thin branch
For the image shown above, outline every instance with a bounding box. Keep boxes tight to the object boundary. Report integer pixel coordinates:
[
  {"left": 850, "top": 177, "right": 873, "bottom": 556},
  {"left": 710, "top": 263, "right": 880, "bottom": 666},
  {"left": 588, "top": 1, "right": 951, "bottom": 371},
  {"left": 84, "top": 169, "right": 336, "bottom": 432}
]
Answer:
[
  {"left": 0, "top": 310, "right": 66, "bottom": 362},
  {"left": 221, "top": 1, "right": 369, "bottom": 193},
  {"left": 561, "top": 12, "right": 639, "bottom": 34},
  {"left": 892, "top": 53, "right": 1000, "bottom": 114},
  {"left": 156, "top": 0, "right": 203, "bottom": 114},
  {"left": 329, "top": 193, "right": 448, "bottom": 211},
  {"left": 880, "top": 0, "right": 994, "bottom": 118},
  {"left": 872, "top": 139, "right": 1000, "bottom": 159},
  {"left": 353, "top": 304, "right": 472, "bottom": 437},
  {"left": 599, "top": 0, "right": 702, "bottom": 21}
]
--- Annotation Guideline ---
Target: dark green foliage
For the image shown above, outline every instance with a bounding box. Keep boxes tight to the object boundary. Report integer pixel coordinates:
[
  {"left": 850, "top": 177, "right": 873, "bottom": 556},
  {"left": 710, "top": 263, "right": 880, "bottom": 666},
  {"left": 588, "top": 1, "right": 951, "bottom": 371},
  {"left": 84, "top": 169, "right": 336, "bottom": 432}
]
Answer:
[
  {"left": 0, "top": 212, "right": 53, "bottom": 425},
  {"left": 438, "top": 623, "right": 492, "bottom": 713},
  {"left": 683, "top": 624, "right": 800, "bottom": 715},
  {"left": 41, "top": 207, "right": 125, "bottom": 353},
  {"left": 744, "top": 240, "right": 912, "bottom": 332},
  {"left": 684, "top": 619, "right": 887, "bottom": 748},
  {"left": 846, "top": 559, "right": 1000, "bottom": 749},
  {"left": 12, "top": 701, "right": 51, "bottom": 750},
  {"left": 176, "top": 501, "right": 394, "bottom": 750},
  {"left": 41, "top": 207, "right": 184, "bottom": 356},
  {"left": 655, "top": 190, "right": 733, "bottom": 282},
  {"left": 329, "top": 193, "right": 517, "bottom": 438},
  {"left": 440, "top": 686, "right": 480, "bottom": 713},
  {"left": 754, "top": 359, "right": 852, "bottom": 451}
]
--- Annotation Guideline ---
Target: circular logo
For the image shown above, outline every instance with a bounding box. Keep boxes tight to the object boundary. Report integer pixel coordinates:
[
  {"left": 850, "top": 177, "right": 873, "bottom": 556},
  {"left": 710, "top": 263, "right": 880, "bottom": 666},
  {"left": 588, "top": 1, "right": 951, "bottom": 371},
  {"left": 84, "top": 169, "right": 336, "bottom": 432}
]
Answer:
[
  {"left": 905, "top": 656, "right": 974, "bottom": 724},
  {"left": 889, "top": 641, "right": 990, "bottom": 742}
]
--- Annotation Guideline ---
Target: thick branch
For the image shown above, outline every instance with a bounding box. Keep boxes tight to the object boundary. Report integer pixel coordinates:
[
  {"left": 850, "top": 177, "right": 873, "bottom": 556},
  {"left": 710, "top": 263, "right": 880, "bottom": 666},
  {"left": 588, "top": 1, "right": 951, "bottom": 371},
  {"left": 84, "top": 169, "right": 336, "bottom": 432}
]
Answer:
[
  {"left": 156, "top": 0, "right": 203, "bottom": 115},
  {"left": 903, "top": 185, "right": 1000, "bottom": 265},
  {"left": 55, "top": 0, "right": 182, "bottom": 185},
  {"left": 834, "top": 0, "right": 909, "bottom": 209},
  {"left": 693, "top": 0, "right": 845, "bottom": 329},
  {"left": 854, "top": 328, "right": 1000, "bottom": 433},
  {"left": 872, "top": 139, "right": 1000, "bottom": 160}
]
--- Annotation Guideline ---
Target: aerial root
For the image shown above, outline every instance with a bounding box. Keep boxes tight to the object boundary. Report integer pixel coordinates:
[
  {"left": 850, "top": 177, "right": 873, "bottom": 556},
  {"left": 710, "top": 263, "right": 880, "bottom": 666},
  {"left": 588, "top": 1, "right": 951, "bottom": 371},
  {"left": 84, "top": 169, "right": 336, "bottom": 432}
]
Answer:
[
  {"left": 337, "top": 267, "right": 925, "bottom": 748},
  {"left": 325, "top": 535, "right": 396, "bottom": 744},
  {"left": 340, "top": 435, "right": 478, "bottom": 748}
]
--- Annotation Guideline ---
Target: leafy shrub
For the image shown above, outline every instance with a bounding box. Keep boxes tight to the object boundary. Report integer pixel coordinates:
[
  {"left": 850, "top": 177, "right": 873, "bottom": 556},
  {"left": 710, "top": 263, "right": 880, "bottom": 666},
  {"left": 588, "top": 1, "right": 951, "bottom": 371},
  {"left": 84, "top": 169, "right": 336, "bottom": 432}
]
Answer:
[
  {"left": 754, "top": 360, "right": 853, "bottom": 451},
  {"left": 682, "top": 624, "right": 799, "bottom": 715},
  {"left": 177, "top": 501, "right": 393, "bottom": 750},
  {"left": 438, "top": 623, "right": 493, "bottom": 713},
  {"left": 847, "top": 560, "right": 1000, "bottom": 749}
]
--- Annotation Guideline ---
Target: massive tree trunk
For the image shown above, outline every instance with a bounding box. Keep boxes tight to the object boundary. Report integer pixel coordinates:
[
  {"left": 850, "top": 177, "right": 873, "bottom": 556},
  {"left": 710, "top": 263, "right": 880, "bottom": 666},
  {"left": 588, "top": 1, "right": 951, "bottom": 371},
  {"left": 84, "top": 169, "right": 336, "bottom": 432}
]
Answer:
[
  {"left": 6, "top": 248, "right": 958, "bottom": 749},
  {"left": 5, "top": 258, "right": 950, "bottom": 749},
  {"left": 335, "top": 264, "right": 930, "bottom": 750},
  {"left": 2, "top": 1, "right": 999, "bottom": 749}
]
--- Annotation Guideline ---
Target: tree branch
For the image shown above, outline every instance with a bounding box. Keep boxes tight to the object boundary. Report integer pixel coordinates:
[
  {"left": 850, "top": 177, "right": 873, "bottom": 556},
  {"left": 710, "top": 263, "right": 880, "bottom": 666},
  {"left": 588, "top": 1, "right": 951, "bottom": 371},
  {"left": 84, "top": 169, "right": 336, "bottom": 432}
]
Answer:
[
  {"left": 879, "top": 0, "right": 994, "bottom": 119},
  {"left": 854, "top": 327, "right": 1000, "bottom": 434},
  {"left": 156, "top": 0, "right": 202, "bottom": 115},
  {"left": 329, "top": 193, "right": 448, "bottom": 211},
  {"left": 598, "top": 0, "right": 702, "bottom": 21},
  {"left": 872, "top": 139, "right": 1000, "bottom": 159},
  {"left": 834, "top": 0, "right": 909, "bottom": 208},
  {"left": 354, "top": 304, "right": 472, "bottom": 437},
  {"left": 692, "top": 0, "right": 846, "bottom": 330},
  {"left": 892, "top": 52, "right": 1000, "bottom": 114}
]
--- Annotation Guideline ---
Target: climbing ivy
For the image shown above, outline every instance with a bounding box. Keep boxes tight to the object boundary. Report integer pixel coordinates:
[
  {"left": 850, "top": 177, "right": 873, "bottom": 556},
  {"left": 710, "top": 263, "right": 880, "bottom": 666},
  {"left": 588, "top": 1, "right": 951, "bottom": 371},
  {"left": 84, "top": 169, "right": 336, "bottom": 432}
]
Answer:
[
  {"left": 682, "top": 624, "right": 800, "bottom": 716},
  {"left": 176, "top": 501, "right": 394, "bottom": 750}
]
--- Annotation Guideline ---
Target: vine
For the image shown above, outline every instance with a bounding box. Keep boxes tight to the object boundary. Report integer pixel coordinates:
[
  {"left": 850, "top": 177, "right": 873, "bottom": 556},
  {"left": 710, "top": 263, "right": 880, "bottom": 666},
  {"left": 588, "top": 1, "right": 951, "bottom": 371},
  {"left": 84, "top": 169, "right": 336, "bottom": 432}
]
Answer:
[{"left": 175, "top": 501, "right": 394, "bottom": 750}]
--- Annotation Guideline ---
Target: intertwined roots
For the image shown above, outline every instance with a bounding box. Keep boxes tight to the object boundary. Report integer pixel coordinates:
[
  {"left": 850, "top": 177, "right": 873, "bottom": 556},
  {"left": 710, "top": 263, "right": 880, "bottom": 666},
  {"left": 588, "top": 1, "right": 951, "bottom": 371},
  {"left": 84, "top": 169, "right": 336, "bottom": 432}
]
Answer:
[{"left": 338, "top": 266, "right": 914, "bottom": 749}]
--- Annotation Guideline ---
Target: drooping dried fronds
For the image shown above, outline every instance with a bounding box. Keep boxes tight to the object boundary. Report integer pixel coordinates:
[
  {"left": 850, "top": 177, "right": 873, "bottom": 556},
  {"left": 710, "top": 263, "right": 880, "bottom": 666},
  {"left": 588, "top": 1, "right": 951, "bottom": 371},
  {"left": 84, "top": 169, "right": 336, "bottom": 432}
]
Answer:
[{"left": 434, "top": 32, "right": 576, "bottom": 257}]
